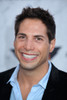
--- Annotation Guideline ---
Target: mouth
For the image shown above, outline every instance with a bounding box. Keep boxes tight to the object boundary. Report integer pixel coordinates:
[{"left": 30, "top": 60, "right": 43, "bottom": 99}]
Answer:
[{"left": 21, "top": 52, "right": 38, "bottom": 62}]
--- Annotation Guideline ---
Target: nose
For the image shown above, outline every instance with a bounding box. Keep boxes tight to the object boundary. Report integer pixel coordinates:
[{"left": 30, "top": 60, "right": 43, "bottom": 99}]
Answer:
[{"left": 24, "top": 39, "right": 34, "bottom": 51}]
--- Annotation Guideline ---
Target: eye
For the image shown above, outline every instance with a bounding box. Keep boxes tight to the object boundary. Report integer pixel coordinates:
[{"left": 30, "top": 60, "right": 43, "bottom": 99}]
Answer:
[
  {"left": 18, "top": 35, "right": 26, "bottom": 39},
  {"left": 36, "top": 37, "right": 43, "bottom": 41},
  {"left": 19, "top": 36, "right": 25, "bottom": 38}
]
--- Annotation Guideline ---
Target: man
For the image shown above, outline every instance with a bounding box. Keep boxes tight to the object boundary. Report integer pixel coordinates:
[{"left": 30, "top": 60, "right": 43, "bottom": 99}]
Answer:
[{"left": 0, "top": 7, "right": 67, "bottom": 100}]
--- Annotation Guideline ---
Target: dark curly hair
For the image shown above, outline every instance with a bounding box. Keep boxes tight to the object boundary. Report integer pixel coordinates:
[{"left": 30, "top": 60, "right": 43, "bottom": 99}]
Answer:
[{"left": 15, "top": 7, "right": 56, "bottom": 42}]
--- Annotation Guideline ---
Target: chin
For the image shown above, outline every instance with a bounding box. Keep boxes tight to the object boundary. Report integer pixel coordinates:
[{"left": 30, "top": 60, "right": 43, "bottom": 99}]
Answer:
[{"left": 20, "top": 63, "right": 39, "bottom": 71}]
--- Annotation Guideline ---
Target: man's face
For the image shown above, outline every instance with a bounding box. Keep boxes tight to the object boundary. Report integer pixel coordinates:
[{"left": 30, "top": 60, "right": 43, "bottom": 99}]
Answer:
[{"left": 14, "top": 18, "right": 55, "bottom": 70}]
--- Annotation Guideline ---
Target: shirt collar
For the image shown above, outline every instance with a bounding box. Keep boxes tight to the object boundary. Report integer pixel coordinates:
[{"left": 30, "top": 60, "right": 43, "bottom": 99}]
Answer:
[
  {"left": 38, "top": 61, "right": 52, "bottom": 89},
  {"left": 8, "top": 64, "right": 19, "bottom": 84}
]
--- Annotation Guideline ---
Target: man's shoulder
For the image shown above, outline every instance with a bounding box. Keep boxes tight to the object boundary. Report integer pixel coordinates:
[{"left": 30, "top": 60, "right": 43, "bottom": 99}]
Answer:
[
  {"left": 51, "top": 63, "right": 67, "bottom": 87},
  {"left": 57, "top": 68, "right": 67, "bottom": 85},
  {"left": 0, "top": 67, "right": 15, "bottom": 75},
  {"left": 0, "top": 67, "right": 16, "bottom": 86},
  {"left": 52, "top": 63, "right": 67, "bottom": 76},
  {"left": 58, "top": 68, "right": 67, "bottom": 78}
]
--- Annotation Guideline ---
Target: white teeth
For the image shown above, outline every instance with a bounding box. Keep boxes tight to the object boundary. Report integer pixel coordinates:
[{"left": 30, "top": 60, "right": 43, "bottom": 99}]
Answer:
[{"left": 23, "top": 54, "right": 37, "bottom": 59}]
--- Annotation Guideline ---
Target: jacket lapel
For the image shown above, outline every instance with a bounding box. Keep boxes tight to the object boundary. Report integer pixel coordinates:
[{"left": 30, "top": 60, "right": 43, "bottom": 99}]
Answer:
[
  {"left": 0, "top": 68, "right": 15, "bottom": 100},
  {"left": 1, "top": 83, "right": 12, "bottom": 100},
  {"left": 42, "top": 64, "right": 59, "bottom": 100}
]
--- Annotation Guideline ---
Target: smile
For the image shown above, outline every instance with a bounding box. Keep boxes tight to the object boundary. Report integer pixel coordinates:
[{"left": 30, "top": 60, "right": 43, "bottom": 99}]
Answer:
[
  {"left": 23, "top": 53, "right": 37, "bottom": 58},
  {"left": 21, "top": 53, "right": 38, "bottom": 61}
]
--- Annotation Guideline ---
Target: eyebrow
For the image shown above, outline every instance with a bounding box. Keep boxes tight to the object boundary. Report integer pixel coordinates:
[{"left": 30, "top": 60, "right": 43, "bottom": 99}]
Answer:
[
  {"left": 34, "top": 35, "right": 46, "bottom": 39},
  {"left": 17, "top": 33, "right": 26, "bottom": 36}
]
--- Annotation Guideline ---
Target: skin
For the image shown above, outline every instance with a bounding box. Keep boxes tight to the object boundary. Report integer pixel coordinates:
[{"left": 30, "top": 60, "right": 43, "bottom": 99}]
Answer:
[{"left": 14, "top": 18, "right": 55, "bottom": 99}]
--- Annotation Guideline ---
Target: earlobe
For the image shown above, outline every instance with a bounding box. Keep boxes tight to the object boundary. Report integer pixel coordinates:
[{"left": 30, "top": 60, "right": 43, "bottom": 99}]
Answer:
[{"left": 49, "top": 39, "right": 56, "bottom": 53}]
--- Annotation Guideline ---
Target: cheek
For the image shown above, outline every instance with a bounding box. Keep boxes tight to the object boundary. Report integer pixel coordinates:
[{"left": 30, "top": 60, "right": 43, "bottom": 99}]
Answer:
[
  {"left": 38, "top": 43, "right": 50, "bottom": 55},
  {"left": 14, "top": 42, "right": 24, "bottom": 50},
  {"left": 37, "top": 43, "right": 49, "bottom": 50}
]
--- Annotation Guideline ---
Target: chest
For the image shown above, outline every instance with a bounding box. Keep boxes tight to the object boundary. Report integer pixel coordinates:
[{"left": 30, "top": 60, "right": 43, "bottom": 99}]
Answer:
[{"left": 10, "top": 84, "right": 45, "bottom": 100}]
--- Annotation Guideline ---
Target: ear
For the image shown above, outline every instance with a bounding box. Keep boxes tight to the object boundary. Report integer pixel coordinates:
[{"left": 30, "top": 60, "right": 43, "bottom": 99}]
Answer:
[
  {"left": 13, "top": 39, "right": 16, "bottom": 48},
  {"left": 49, "top": 39, "right": 56, "bottom": 53}
]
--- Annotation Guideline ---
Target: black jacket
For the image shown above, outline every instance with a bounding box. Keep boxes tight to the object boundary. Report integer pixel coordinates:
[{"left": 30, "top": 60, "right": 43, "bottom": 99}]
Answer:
[{"left": 0, "top": 63, "right": 67, "bottom": 100}]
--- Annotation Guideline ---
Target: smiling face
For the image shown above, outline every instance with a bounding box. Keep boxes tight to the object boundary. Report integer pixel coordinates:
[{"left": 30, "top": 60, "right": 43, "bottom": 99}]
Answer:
[{"left": 14, "top": 18, "right": 55, "bottom": 71}]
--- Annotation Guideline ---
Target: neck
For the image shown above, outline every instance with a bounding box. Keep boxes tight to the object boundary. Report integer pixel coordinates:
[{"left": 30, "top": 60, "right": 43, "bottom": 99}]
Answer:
[{"left": 17, "top": 61, "right": 49, "bottom": 86}]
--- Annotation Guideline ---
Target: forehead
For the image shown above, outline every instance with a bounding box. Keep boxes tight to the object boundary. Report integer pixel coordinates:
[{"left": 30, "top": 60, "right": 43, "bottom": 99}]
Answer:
[{"left": 18, "top": 18, "right": 47, "bottom": 36}]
